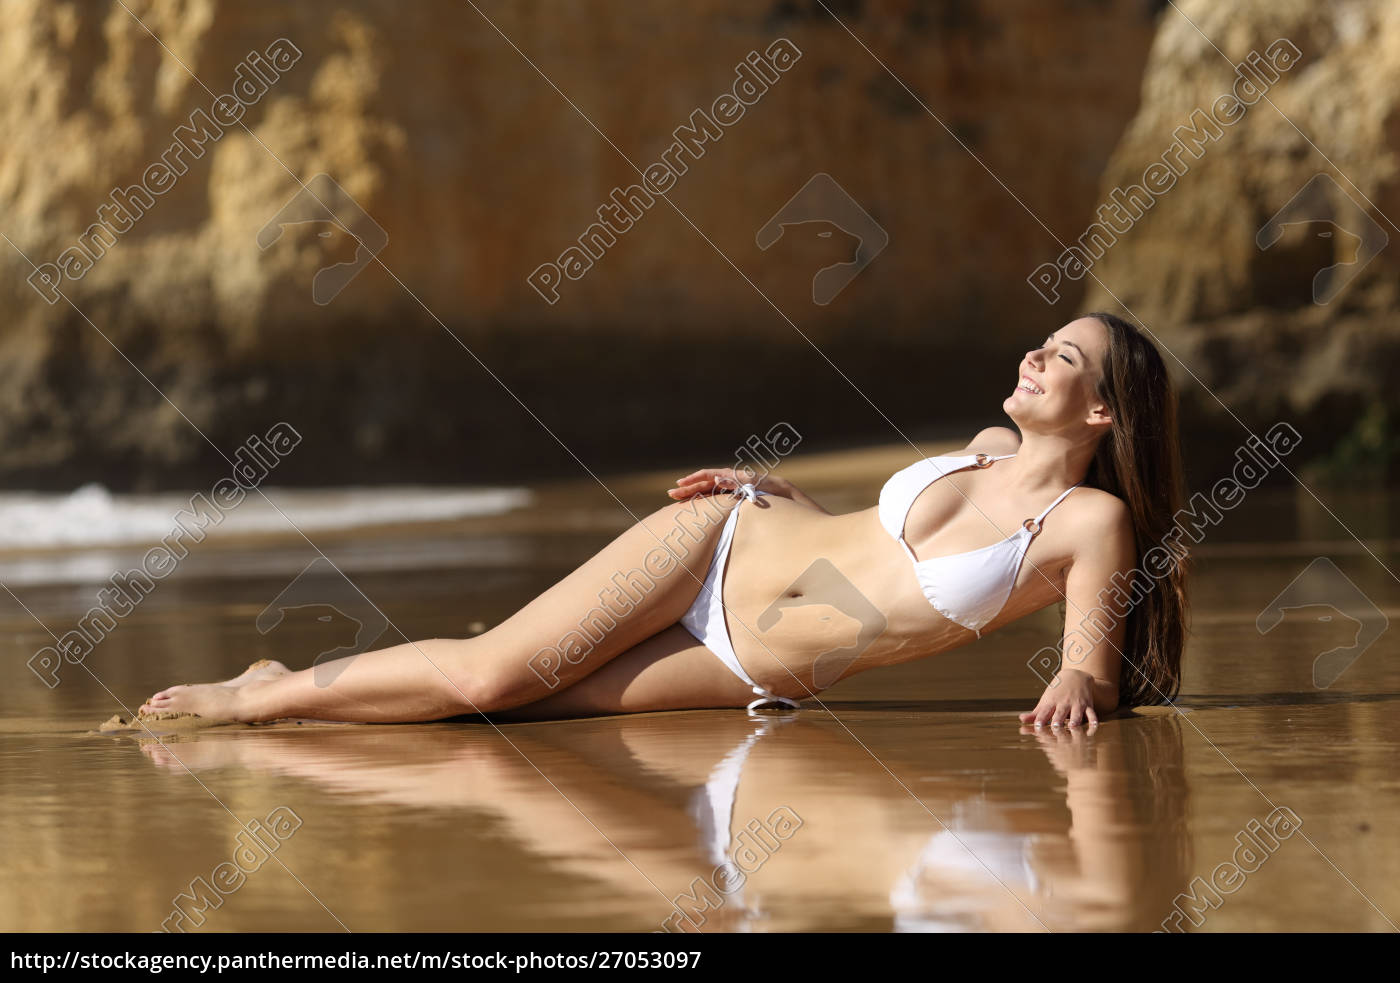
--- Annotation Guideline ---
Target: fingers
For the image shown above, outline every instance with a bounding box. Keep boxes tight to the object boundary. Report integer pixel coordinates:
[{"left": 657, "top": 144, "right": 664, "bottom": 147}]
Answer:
[
  {"left": 1019, "top": 702, "right": 1053, "bottom": 727},
  {"left": 667, "top": 468, "right": 755, "bottom": 499},
  {"left": 676, "top": 468, "right": 755, "bottom": 486},
  {"left": 667, "top": 481, "right": 699, "bottom": 499},
  {"left": 667, "top": 470, "right": 718, "bottom": 498},
  {"left": 1020, "top": 700, "right": 1098, "bottom": 729}
]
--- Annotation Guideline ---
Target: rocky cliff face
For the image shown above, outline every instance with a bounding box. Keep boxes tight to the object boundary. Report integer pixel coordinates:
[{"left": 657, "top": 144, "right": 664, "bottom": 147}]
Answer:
[
  {"left": 1081, "top": 0, "right": 1400, "bottom": 483},
  {"left": 0, "top": 0, "right": 1160, "bottom": 489}
]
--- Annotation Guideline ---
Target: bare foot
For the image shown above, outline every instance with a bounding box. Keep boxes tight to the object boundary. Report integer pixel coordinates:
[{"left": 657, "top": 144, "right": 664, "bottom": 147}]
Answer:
[
  {"left": 140, "top": 660, "right": 290, "bottom": 720},
  {"left": 139, "top": 682, "right": 245, "bottom": 720},
  {"left": 221, "top": 659, "right": 291, "bottom": 689}
]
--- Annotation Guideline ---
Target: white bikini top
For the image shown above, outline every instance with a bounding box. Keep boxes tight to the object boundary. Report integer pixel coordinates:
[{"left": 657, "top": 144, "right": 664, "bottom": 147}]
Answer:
[
  {"left": 877, "top": 453, "right": 1080, "bottom": 637},
  {"left": 889, "top": 798, "right": 1047, "bottom": 931}
]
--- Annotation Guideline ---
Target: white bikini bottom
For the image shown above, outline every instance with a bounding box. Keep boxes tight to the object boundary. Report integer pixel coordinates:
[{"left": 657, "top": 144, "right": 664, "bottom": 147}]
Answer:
[{"left": 677, "top": 483, "right": 801, "bottom": 714}]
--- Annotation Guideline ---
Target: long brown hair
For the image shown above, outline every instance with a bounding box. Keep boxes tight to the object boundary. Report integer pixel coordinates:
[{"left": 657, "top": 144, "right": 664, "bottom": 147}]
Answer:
[{"left": 1080, "top": 312, "right": 1190, "bottom": 707}]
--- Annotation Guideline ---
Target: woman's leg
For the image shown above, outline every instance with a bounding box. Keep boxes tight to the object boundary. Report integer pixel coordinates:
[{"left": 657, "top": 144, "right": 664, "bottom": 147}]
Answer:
[
  {"left": 492, "top": 623, "right": 767, "bottom": 721},
  {"left": 140, "top": 494, "right": 744, "bottom": 723}
]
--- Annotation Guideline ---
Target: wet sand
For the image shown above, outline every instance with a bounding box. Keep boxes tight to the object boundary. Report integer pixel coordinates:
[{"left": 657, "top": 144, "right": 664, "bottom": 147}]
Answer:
[{"left": 2, "top": 443, "right": 1397, "bottom": 932}]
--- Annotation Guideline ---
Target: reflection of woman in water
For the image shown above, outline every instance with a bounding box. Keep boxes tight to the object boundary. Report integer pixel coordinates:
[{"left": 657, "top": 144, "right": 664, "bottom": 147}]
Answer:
[
  {"left": 141, "top": 313, "right": 1189, "bottom": 728},
  {"left": 136, "top": 709, "right": 1193, "bottom": 931},
  {"left": 891, "top": 713, "right": 1193, "bottom": 931}
]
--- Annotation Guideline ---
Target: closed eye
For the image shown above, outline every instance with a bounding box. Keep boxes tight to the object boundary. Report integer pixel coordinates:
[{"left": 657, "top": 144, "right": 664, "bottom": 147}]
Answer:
[{"left": 1044, "top": 335, "right": 1074, "bottom": 365}]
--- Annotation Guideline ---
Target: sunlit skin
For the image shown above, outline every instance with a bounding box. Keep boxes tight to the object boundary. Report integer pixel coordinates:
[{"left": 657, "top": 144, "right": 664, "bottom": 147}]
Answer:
[{"left": 141, "top": 317, "right": 1136, "bottom": 729}]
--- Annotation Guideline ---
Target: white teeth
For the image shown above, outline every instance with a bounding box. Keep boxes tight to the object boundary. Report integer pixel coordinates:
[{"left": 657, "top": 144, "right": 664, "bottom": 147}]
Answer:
[{"left": 1018, "top": 377, "right": 1043, "bottom": 395}]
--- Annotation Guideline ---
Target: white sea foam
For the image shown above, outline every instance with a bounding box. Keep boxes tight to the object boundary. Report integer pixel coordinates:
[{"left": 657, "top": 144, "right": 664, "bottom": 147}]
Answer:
[{"left": 0, "top": 483, "right": 532, "bottom": 550}]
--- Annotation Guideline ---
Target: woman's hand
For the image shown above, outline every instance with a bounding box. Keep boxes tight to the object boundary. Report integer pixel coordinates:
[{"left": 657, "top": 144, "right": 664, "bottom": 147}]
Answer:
[
  {"left": 1018, "top": 667, "right": 1106, "bottom": 729},
  {"left": 667, "top": 468, "right": 792, "bottom": 501},
  {"left": 668, "top": 468, "right": 831, "bottom": 514}
]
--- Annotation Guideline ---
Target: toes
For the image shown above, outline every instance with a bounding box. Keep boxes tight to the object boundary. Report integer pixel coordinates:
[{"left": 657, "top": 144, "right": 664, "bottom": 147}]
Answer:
[{"left": 142, "top": 690, "right": 179, "bottom": 712}]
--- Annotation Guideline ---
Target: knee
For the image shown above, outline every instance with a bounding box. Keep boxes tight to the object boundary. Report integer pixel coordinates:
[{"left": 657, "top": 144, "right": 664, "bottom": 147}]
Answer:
[
  {"left": 404, "top": 639, "right": 501, "bottom": 715},
  {"left": 434, "top": 671, "right": 507, "bottom": 716},
  {"left": 435, "top": 655, "right": 538, "bottom": 715}
]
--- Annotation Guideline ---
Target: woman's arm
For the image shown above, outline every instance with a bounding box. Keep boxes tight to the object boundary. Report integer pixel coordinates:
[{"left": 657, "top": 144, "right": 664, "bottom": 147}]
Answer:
[
  {"left": 1018, "top": 496, "right": 1135, "bottom": 727},
  {"left": 666, "top": 468, "right": 831, "bottom": 514},
  {"left": 668, "top": 426, "right": 1020, "bottom": 515}
]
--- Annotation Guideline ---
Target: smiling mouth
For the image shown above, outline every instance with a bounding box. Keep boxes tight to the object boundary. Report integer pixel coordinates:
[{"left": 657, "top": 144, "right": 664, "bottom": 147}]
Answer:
[{"left": 1016, "top": 375, "right": 1044, "bottom": 395}]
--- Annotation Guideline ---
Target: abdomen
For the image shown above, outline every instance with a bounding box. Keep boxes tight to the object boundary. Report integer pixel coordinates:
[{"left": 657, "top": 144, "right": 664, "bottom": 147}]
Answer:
[{"left": 722, "top": 500, "right": 974, "bottom": 692}]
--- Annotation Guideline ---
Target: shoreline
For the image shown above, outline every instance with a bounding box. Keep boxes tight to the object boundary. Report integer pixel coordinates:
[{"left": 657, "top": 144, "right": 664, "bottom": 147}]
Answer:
[{"left": 0, "top": 439, "right": 966, "bottom": 562}]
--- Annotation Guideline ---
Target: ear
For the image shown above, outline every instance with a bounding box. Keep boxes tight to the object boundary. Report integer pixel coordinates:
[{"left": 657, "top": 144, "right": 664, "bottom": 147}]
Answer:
[{"left": 1086, "top": 400, "right": 1113, "bottom": 430}]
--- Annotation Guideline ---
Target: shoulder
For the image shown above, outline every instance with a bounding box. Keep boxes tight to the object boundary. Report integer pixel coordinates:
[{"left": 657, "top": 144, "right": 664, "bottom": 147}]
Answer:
[
  {"left": 1062, "top": 489, "right": 1134, "bottom": 562},
  {"left": 961, "top": 426, "right": 1021, "bottom": 456},
  {"left": 1063, "top": 486, "right": 1131, "bottom": 531}
]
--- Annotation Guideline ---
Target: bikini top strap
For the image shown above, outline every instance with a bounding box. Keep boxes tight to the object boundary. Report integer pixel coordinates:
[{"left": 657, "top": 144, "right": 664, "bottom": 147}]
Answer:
[
  {"left": 930, "top": 451, "right": 1016, "bottom": 468},
  {"left": 949, "top": 452, "right": 1016, "bottom": 471},
  {"left": 1032, "top": 483, "right": 1081, "bottom": 526}
]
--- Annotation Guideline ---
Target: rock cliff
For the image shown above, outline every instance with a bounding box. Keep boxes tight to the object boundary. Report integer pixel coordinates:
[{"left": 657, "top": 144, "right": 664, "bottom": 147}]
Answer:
[
  {"left": 1082, "top": 0, "right": 1400, "bottom": 483},
  {"left": 0, "top": 0, "right": 1161, "bottom": 489}
]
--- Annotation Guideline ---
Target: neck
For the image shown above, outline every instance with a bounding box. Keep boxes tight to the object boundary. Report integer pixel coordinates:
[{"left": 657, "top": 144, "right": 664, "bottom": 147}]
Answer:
[{"left": 1005, "top": 429, "right": 1099, "bottom": 492}]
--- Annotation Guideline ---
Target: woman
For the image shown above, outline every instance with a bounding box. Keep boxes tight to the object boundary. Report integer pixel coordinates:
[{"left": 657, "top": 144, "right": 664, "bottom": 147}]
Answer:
[{"left": 140, "top": 312, "right": 1188, "bottom": 728}]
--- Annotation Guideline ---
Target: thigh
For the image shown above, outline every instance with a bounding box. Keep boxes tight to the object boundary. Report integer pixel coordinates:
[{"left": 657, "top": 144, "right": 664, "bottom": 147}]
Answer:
[
  {"left": 467, "top": 495, "right": 742, "bottom": 705},
  {"left": 491, "top": 624, "right": 761, "bottom": 721}
]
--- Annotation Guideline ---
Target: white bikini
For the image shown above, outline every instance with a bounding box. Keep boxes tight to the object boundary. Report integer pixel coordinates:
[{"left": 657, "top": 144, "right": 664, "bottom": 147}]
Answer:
[
  {"left": 690, "top": 716, "right": 1046, "bottom": 932},
  {"left": 890, "top": 797, "right": 1047, "bottom": 932},
  {"left": 678, "top": 453, "right": 1080, "bottom": 710},
  {"left": 679, "top": 483, "right": 800, "bottom": 712},
  {"left": 878, "top": 452, "right": 1081, "bottom": 638}
]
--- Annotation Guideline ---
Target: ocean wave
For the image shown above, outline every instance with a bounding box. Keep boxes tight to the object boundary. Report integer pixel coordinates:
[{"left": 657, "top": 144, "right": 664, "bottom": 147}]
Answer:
[{"left": 0, "top": 483, "right": 533, "bottom": 550}]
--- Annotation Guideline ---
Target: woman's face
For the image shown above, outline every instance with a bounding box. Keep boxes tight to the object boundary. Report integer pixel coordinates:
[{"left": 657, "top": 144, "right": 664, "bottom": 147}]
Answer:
[{"left": 1003, "top": 317, "right": 1111, "bottom": 435}]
